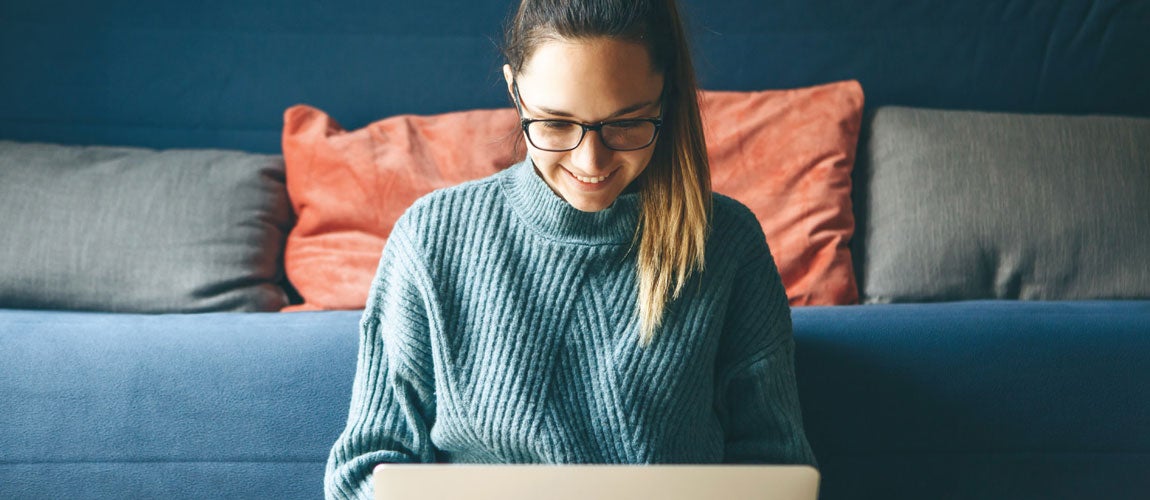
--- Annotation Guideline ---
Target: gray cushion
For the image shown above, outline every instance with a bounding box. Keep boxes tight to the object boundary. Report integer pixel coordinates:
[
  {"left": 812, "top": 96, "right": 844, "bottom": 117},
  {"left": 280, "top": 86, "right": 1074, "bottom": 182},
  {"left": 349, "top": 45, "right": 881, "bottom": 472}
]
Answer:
[
  {"left": 862, "top": 107, "right": 1150, "bottom": 303},
  {"left": 0, "top": 141, "right": 292, "bottom": 312}
]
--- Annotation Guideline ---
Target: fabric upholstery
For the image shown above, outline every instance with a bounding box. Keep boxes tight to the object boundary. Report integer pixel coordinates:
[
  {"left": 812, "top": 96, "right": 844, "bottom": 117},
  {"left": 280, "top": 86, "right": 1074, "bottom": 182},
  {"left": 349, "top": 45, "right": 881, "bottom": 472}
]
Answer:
[
  {"left": 0, "top": 309, "right": 362, "bottom": 499},
  {"left": 2, "top": 1, "right": 1146, "bottom": 153},
  {"left": 862, "top": 107, "right": 1150, "bottom": 302},
  {"left": 5, "top": 302, "right": 1149, "bottom": 499},
  {"left": 282, "top": 81, "right": 862, "bottom": 310},
  {"left": 0, "top": 141, "right": 292, "bottom": 312},
  {"left": 792, "top": 300, "right": 1150, "bottom": 499}
]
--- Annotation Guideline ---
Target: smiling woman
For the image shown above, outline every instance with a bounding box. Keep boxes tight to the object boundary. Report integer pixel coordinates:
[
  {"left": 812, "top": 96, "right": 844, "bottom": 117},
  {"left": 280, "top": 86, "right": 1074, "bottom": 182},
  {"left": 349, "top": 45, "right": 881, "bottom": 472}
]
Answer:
[
  {"left": 323, "top": 1, "right": 817, "bottom": 498},
  {"left": 500, "top": 0, "right": 712, "bottom": 345}
]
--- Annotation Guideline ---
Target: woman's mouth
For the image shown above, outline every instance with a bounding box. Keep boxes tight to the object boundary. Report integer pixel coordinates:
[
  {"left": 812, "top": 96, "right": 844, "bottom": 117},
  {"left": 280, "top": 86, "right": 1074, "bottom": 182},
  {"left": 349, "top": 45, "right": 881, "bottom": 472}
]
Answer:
[
  {"left": 567, "top": 168, "right": 614, "bottom": 186},
  {"left": 573, "top": 173, "right": 609, "bottom": 183}
]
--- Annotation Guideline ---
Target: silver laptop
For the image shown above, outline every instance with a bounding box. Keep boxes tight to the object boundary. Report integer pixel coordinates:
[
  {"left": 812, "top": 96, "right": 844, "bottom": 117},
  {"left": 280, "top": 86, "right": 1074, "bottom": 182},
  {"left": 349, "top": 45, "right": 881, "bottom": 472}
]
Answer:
[{"left": 374, "top": 464, "right": 819, "bottom": 500}]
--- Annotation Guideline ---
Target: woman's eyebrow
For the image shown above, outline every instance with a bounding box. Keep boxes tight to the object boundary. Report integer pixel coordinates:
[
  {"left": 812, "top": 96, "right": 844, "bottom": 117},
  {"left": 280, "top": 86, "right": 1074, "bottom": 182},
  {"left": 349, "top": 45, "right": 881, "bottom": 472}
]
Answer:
[{"left": 533, "top": 99, "right": 660, "bottom": 120}]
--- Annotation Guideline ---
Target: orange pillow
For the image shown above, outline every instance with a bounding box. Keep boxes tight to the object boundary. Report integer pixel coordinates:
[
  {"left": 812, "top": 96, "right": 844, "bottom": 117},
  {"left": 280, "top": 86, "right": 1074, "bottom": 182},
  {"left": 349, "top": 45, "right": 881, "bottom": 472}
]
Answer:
[
  {"left": 281, "top": 79, "right": 862, "bottom": 310},
  {"left": 703, "top": 80, "right": 862, "bottom": 306},
  {"left": 280, "top": 105, "right": 521, "bottom": 311}
]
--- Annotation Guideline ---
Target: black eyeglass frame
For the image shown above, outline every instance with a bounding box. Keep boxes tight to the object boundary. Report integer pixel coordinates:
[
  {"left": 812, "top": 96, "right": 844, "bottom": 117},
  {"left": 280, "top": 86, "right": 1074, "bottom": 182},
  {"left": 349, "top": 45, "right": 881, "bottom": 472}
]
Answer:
[{"left": 511, "top": 80, "right": 665, "bottom": 152}]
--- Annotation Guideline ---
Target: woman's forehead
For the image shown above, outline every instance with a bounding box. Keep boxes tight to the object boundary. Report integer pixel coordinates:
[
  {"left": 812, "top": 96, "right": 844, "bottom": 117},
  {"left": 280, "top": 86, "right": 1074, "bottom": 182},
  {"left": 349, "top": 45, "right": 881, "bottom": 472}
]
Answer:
[{"left": 517, "top": 38, "right": 664, "bottom": 119}]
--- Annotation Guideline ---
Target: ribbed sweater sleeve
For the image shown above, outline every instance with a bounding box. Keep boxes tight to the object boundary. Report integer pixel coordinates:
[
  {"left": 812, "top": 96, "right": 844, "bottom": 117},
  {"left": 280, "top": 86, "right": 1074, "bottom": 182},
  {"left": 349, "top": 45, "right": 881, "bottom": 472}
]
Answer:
[
  {"left": 714, "top": 219, "right": 818, "bottom": 466},
  {"left": 324, "top": 217, "right": 437, "bottom": 500}
]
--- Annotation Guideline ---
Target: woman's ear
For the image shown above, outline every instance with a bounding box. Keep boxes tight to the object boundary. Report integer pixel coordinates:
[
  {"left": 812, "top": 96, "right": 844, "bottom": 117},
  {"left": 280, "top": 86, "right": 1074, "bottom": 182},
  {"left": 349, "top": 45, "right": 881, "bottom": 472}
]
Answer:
[{"left": 502, "top": 64, "right": 514, "bottom": 96}]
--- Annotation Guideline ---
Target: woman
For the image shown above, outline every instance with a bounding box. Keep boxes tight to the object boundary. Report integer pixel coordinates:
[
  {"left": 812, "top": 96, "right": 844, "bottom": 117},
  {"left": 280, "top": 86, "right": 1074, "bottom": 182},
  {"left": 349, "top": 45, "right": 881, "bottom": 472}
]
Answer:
[{"left": 325, "top": 0, "right": 816, "bottom": 497}]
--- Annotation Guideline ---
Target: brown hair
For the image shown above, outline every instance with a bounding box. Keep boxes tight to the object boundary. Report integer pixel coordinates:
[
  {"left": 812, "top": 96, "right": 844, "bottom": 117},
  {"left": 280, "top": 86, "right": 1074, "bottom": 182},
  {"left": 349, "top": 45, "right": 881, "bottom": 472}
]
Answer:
[{"left": 502, "top": 0, "right": 712, "bottom": 344}]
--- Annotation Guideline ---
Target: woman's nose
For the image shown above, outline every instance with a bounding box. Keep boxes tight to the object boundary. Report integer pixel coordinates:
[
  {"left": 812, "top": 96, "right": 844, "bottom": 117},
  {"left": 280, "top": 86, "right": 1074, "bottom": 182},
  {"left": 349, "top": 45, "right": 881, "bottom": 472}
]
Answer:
[{"left": 568, "top": 130, "right": 612, "bottom": 173}]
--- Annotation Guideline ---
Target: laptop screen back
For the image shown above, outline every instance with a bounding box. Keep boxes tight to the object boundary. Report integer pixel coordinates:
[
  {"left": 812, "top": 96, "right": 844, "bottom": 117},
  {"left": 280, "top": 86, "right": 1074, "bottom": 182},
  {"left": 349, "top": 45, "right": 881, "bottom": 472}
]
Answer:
[{"left": 373, "top": 464, "right": 820, "bottom": 500}]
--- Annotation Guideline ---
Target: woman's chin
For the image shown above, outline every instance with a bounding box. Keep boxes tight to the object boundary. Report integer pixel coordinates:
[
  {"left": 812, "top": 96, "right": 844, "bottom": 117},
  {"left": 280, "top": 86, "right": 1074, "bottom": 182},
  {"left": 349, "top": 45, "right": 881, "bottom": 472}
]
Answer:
[{"left": 563, "top": 185, "right": 626, "bottom": 212}]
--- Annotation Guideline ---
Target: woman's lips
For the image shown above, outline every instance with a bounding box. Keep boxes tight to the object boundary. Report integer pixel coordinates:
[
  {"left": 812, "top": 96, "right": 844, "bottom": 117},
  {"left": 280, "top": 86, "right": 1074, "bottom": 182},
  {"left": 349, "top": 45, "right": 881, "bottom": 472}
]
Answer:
[
  {"left": 565, "top": 167, "right": 615, "bottom": 188},
  {"left": 573, "top": 172, "right": 609, "bottom": 183}
]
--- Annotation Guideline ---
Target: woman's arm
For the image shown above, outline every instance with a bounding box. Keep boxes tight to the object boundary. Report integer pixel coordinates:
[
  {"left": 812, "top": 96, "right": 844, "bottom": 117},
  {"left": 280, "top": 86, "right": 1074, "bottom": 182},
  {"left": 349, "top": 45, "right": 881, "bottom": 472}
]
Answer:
[
  {"left": 715, "top": 249, "right": 818, "bottom": 466},
  {"left": 324, "top": 225, "right": 438, "bottom": 499}
]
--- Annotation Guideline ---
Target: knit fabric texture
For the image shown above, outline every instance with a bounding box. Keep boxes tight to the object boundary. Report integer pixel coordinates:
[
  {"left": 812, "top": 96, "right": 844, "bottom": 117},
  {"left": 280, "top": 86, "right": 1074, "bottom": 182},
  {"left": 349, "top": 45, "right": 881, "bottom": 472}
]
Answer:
[{"left": 325, "top": 159, "right": 816, "bottom": 498}]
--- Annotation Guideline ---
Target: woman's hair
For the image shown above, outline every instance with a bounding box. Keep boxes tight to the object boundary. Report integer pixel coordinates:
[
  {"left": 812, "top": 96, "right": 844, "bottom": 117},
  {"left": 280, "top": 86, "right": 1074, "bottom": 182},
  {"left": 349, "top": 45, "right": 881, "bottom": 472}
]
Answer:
[{"left": 502, "top": 0, "right": 712, "bottom": 344}]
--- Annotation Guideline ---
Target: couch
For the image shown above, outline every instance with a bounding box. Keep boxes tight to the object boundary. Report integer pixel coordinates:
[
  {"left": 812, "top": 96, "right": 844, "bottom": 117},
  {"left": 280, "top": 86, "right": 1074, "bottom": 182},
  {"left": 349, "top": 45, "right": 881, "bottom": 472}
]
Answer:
[{"left": 2, "top": 0, "right": 1148, "bottom": 499}]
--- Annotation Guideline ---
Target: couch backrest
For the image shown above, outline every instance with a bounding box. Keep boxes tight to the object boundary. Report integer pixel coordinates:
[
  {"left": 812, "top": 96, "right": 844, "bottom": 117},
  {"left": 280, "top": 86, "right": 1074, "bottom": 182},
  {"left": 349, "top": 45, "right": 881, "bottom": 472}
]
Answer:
[{"left": 2, "top": 0, "right": 1147, "bottom": 154}]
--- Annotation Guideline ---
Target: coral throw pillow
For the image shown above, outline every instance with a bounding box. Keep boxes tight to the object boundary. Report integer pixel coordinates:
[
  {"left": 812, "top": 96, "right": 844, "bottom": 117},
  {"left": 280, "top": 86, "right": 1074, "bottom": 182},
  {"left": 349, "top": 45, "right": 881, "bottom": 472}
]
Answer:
[
  {"left": 703, "top": 80, "right": 862, "bottom": 305},
  {"left": 282, "top": 79, "right": 862, "bottom": 310},
  {"left": 281, "top": 105, "right": 521, "bottom": 310}
]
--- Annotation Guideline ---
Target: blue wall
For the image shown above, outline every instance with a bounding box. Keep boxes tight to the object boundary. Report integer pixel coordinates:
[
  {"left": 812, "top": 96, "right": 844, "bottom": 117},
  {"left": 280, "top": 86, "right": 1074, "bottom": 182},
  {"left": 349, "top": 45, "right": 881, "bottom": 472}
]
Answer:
[{"left": 2, "top": 0, "right": 1148, "bottom": 153}]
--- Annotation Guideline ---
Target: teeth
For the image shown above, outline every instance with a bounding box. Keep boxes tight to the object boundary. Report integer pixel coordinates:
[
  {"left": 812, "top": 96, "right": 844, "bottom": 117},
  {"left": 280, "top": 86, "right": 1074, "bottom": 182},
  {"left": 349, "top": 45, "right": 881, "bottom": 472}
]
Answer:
[{"left": 574, "top": 173, "right": 609, "bottom": 184}]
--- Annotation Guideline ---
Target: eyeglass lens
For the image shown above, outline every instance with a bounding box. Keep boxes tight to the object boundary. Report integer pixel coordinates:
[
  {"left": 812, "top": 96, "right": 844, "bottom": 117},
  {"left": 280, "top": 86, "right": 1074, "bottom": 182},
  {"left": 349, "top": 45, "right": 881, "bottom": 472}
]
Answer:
[{"left": 526, "top": 120, "right": 657, "bottom": 151}]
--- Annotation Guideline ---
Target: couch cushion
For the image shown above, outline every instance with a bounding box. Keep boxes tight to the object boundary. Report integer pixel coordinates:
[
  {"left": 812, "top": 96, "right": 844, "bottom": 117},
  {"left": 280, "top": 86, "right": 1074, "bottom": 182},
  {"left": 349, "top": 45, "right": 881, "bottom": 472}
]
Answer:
[
  {"left": 0, "top": 141, "right": 292, "bottom": 312},
  {"left": 0, "top": 309, "right": 362, "bottom": 499},
  {"left": 792, "top": 300, "right": 1150, "bottom": 499},
  {"left": 862, "top": 107, "right": 1150, "bottom": 302},
  {"left": 282, "top": 80, "right": 863, "bottom": 310}
]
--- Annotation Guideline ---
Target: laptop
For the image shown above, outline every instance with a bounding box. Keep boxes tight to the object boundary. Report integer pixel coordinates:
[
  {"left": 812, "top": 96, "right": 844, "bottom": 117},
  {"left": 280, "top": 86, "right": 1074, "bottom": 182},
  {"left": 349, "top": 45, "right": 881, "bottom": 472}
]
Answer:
[{"left": 374, "top": 463, "right": 820, "bottom": 500}]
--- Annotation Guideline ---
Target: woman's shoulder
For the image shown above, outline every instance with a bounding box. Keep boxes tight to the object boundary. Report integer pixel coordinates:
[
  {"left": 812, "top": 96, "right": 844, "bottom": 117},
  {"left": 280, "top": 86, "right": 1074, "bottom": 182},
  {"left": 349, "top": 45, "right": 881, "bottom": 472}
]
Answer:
[
  {"left": 407, "top": 169, "right": 509, "bottom": 215},
  {"left": 389, "top": 167, "right": 514, "bottom": 244},
  {"left": 397, "top": 167, "right": 512, "bottom": 224},
  {"left": 707, "top": 192, "right": 778, "bottom": 269},
  {"left": 710, "top": 193, "right": 767, "bottom": 244}
]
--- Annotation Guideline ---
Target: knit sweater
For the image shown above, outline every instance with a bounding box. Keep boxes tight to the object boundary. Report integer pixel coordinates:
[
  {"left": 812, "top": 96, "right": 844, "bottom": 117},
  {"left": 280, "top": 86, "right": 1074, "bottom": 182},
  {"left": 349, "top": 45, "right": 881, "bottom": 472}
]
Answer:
[{"left": 324, "top": 159, "right": 817, "bottom": 499}]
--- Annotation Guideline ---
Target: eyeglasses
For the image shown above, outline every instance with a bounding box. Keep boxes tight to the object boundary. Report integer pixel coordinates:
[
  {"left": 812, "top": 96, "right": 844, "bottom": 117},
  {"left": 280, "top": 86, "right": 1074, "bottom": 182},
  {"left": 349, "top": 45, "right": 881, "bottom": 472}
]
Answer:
[{"left": 512, "top": 80, "right": 663, "bottom": 152}]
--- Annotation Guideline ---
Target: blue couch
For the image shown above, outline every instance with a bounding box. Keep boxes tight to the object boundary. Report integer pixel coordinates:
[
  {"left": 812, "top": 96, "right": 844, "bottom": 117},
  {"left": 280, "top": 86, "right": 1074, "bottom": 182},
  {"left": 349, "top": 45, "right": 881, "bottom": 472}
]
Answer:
[{"left": 3, "top": 1, "right": 1148, "bottom": 499}]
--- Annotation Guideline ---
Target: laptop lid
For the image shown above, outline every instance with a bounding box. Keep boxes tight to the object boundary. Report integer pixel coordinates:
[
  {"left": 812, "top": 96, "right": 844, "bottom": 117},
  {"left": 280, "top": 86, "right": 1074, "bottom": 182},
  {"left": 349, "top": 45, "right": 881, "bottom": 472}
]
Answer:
[{"left": 373, "top": 464, "right": 820, "bottom": 500}]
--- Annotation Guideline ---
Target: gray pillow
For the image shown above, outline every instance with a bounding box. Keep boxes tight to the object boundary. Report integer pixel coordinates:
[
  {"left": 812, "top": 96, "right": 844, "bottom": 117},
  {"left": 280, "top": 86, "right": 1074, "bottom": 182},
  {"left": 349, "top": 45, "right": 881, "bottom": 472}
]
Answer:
[
  {"left": 0, "top": 141, "right": 292, "bottom": 312},
  {"left": 862, "top": 107, "right": 1150, "bottom": 303}
]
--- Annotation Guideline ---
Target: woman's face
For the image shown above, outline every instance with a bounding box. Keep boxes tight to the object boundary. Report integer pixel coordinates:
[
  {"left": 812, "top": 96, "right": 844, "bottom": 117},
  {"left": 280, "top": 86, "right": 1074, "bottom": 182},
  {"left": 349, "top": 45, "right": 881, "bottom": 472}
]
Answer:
[{"left": 505, "top": 37, "right": 665, "bottom": 212}]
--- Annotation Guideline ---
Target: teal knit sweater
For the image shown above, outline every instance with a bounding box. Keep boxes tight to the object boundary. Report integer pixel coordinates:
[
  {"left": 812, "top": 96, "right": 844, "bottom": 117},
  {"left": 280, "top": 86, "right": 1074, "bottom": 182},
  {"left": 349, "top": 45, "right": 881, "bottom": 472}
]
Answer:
[{"left": 325, "top": 160, "right": 816, "bottom": 498}]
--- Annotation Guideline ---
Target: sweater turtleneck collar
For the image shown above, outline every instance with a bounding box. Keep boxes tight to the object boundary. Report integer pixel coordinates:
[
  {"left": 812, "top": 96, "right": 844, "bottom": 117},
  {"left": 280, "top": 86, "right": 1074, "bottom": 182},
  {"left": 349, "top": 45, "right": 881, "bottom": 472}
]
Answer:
[{"left": 501, "top": 158, "right": 641, "bottom": 246}]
